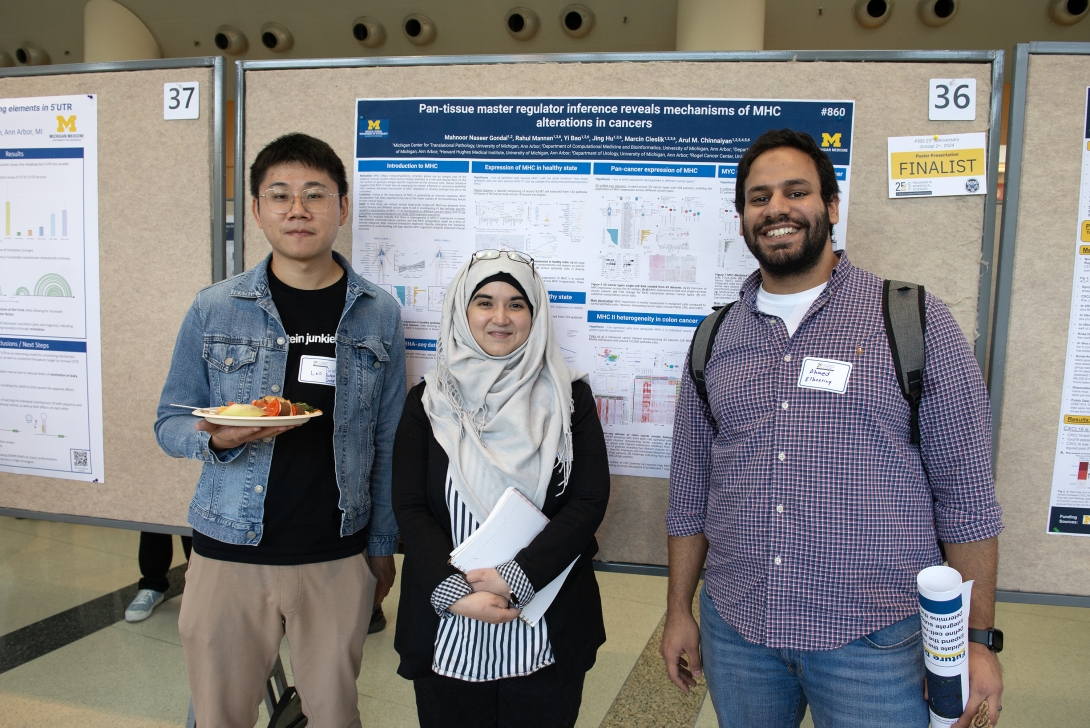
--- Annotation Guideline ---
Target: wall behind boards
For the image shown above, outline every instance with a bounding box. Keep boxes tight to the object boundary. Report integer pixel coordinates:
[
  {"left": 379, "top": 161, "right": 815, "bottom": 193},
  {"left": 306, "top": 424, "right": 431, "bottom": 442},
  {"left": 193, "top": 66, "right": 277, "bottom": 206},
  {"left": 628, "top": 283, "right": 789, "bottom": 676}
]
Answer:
[
  {"left": 994, "top": 54, "right": 1090, "bottom": 597},
  {"left": 242, "top": 60, "right": 994, "bottom": 564},
  {"left": 0, "top": 67, "right": 214, "bottom": 527}
]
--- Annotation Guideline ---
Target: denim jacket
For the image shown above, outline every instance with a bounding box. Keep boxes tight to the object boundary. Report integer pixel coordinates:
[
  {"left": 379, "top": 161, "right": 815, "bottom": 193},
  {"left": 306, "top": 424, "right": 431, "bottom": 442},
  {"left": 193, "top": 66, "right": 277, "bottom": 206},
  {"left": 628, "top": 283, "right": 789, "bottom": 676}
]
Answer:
[{"left": 154, "top": 252, "right": 406, "bottom": 555}]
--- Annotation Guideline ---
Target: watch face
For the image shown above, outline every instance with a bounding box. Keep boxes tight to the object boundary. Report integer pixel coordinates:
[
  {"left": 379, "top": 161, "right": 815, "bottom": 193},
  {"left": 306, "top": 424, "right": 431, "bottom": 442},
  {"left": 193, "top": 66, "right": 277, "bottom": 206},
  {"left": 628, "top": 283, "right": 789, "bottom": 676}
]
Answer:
[{"left": 991, "top": 629, "right": 1004, "bottom": 652}]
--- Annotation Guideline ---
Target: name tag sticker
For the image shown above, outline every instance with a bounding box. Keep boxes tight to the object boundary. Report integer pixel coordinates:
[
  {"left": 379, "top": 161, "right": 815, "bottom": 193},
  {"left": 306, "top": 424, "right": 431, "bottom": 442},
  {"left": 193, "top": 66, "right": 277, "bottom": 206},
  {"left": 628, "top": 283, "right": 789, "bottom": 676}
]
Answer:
[
  {"left": 299, "top": 355, "right": 337, "bottom": 386},
  {"left": 797, "top": 357, "right": 853, "bottom": 394}
]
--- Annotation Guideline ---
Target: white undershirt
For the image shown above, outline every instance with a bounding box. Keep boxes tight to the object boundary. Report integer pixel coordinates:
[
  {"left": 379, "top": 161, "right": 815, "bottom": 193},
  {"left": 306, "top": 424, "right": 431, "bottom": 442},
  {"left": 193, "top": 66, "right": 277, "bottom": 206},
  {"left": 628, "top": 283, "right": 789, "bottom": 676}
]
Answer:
[{"left": 755, "top": 282, "right": 827, "bottom": 337}]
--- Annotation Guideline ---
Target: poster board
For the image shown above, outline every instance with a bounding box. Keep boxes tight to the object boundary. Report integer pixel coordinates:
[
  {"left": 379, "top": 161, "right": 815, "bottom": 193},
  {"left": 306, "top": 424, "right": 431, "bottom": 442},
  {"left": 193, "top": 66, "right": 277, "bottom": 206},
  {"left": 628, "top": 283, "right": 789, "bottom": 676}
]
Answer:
[
  {"left": 237, "top": 52, "right": 1003, "bottom": 566},
  {"left": 990, "top": 43, "right": 1090, "bottom": 604},
  {"left": 0, "top": 58, "right": 226, "bottom": 533}
]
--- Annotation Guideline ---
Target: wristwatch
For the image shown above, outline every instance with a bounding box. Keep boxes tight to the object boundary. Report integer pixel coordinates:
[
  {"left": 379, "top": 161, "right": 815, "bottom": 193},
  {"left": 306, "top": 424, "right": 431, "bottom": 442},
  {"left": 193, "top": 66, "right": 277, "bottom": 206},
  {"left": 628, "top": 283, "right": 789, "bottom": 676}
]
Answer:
[{"left": 968, "top": 628, "right": 1004, "bottom": 653}]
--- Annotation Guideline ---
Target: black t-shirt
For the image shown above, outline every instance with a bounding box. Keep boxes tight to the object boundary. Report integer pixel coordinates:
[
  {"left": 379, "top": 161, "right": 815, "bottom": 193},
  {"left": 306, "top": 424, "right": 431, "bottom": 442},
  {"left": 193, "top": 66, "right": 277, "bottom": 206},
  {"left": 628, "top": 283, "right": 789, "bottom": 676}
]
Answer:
[{"left": 193, "top": 265, "right": 367, "bottom": 565}]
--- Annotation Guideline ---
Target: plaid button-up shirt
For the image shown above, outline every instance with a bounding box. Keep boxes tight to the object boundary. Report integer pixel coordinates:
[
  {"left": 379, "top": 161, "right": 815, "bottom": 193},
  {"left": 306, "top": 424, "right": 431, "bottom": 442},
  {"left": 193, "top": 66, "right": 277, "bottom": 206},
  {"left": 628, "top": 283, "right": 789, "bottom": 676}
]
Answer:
[{"left": 667, "top": 253, "right": 1003, "bottom": 651}]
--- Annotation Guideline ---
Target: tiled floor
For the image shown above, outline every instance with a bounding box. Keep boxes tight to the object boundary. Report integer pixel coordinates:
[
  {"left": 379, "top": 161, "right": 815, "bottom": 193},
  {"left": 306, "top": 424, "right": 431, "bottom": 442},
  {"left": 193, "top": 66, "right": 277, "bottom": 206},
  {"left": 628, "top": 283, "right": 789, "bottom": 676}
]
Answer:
[{"left": 1, "top": 515, "right": 1089, "bottom": 727}]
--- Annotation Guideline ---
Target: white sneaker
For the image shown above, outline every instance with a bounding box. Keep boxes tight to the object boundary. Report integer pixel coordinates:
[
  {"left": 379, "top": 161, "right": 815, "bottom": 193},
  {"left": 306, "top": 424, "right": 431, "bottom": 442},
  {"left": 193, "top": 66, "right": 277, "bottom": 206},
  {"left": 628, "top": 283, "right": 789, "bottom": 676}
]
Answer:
[{"left": 125, "top": 589, "right": 164, "bottom": 622}]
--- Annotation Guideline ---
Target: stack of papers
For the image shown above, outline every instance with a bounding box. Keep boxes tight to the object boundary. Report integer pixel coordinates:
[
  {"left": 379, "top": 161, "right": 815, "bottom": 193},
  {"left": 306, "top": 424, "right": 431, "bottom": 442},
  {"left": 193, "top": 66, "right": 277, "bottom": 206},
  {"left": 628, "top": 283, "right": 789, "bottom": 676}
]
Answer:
[{"left": 450, "top": 486, "right": 577, "bottom": 626}]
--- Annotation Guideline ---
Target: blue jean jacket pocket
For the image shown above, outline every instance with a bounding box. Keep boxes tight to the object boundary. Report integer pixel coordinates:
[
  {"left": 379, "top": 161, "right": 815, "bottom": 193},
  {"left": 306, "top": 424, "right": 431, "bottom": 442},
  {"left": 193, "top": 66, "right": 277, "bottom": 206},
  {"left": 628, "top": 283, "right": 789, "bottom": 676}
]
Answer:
[
  {"left": 202, "top": 339, "right": 259, "bottom": 404},
  {"left": 353, "top": 338, "right": 389, "bottom": 407},
  {"left": 859, "top": 614, "right": 922, "bottom": 650}
]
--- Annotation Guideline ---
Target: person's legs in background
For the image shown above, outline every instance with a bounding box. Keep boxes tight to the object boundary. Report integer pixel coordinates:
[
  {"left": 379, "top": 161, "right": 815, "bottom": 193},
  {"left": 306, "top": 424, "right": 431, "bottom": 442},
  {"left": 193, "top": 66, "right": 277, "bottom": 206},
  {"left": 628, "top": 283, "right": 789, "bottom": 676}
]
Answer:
[{"left": 125, "top": 531, "right": 193, "bottom": 622}]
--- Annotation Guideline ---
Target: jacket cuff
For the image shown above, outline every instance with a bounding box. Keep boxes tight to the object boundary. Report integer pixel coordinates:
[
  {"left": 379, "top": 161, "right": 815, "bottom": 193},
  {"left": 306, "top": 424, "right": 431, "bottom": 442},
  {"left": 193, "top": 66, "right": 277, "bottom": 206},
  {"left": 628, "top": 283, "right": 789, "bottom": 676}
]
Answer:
[
  {"left": 498, "top": 560, "right": 536, "bottom": 607},
  {"left": 431, "top": 574, "right": 472, "bottom": 617},
  {"left": 367, "top": 533, "right": 399, "bottom": 557},
  {"left": 199, "top": 430, "right": 245, "bottom": 464}
]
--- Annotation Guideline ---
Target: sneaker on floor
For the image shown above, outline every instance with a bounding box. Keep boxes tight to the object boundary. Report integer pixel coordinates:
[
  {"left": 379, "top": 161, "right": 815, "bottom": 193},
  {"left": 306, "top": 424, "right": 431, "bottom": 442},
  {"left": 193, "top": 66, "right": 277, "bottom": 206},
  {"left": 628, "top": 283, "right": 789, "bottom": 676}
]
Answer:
[
  {"left": 125, "top": 589, "right": 164, "bottom": 622},
  {"left": 368, "top": 604, "right": 386, "bottom": 634}
]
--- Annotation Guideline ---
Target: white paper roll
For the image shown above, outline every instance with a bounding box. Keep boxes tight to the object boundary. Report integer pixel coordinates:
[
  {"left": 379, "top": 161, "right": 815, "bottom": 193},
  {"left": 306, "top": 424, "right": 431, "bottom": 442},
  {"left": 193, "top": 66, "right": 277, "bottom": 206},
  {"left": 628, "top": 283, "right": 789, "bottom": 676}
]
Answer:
[{"left": 917, "top": 565, "right": 974, "bottom": 727}]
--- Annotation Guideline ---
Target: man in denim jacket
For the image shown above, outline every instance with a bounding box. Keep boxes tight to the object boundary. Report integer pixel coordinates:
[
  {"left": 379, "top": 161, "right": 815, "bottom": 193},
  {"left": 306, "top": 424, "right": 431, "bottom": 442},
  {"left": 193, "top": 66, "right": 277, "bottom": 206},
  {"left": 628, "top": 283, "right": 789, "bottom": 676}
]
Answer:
[{"left": 155, "top": 133, "right": 405, "bottom": 728}]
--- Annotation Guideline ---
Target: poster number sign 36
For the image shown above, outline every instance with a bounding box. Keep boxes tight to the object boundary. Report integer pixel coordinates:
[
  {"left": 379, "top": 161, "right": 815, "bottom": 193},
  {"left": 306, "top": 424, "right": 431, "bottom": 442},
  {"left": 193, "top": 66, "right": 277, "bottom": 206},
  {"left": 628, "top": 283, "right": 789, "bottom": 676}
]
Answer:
[{"left": 352, "top": 97, "right": 855, "bottom": 477}]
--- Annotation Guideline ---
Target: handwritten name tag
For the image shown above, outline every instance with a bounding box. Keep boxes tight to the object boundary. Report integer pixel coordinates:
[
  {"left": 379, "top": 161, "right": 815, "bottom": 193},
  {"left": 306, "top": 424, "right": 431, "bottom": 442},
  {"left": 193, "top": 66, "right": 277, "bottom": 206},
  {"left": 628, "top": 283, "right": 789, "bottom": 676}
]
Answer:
[
  {"left": 797, "top": 357, "right": 853, "bottom": 394},
  {"left": 299, "top": 355, "right": 337, "bottom": 387}
]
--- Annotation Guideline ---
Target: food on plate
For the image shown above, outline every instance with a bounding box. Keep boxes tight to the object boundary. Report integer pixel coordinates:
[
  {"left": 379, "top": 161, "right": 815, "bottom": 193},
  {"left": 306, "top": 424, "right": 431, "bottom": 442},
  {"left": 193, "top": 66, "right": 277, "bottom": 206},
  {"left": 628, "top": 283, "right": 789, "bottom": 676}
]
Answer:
[
  {"left": 213, "top": 397, "right": 322, "bottom": 417},
  {"left": 215, "top": 403, "right": 266, "bottom": 417}
]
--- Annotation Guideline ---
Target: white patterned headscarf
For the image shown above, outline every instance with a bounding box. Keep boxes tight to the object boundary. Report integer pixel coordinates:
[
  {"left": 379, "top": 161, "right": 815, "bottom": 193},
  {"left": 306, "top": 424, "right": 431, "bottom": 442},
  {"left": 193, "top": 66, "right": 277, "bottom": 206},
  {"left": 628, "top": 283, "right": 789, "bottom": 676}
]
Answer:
[{"left": 422, "top": 255, "right": 585, "bottom": 522}]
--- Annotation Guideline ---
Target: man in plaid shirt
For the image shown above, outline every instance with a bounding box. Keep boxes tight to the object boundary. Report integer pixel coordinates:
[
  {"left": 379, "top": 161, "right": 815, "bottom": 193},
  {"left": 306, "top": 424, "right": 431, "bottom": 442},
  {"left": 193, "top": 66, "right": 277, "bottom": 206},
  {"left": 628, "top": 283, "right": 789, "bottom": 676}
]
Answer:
[{"left": 660, "top": 129, "right": 1004, "bottom": 728}]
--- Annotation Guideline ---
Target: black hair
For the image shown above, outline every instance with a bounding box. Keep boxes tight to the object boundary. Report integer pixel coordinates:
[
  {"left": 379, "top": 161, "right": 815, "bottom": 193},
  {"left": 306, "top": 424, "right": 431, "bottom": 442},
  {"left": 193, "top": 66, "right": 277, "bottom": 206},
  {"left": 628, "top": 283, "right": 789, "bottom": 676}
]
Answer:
[
  {"left": 734, "top": 128, "right": 840, "bottom": 216},
  {"left": 249, "top": 133, "right": 348, "bottom": 199},
  {"left": 471, "top": 272, "right": 534, "bottom": 317}
]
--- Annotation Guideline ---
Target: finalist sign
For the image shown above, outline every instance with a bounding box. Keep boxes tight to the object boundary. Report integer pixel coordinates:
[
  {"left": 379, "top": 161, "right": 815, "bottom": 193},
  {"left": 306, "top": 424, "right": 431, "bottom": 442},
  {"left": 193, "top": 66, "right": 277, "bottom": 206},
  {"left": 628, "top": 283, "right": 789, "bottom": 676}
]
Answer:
[{"left": 887, "top": 132, "right": 987, "bottom": 198}]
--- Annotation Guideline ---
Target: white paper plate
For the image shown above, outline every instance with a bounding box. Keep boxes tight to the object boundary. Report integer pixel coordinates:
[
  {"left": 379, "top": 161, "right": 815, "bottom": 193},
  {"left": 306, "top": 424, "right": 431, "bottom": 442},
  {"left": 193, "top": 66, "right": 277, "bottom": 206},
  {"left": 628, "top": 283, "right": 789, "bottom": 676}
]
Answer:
[{"left": 192, "top": 408, "right": 322, "bottom": 427}]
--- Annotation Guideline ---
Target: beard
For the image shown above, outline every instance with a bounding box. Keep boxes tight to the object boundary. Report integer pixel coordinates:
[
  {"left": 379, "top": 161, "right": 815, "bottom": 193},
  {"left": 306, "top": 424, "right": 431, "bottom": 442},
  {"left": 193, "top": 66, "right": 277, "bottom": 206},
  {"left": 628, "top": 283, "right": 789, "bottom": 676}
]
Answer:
[{"left": 742, "top": 208, "right": 832, "bottom": 278}]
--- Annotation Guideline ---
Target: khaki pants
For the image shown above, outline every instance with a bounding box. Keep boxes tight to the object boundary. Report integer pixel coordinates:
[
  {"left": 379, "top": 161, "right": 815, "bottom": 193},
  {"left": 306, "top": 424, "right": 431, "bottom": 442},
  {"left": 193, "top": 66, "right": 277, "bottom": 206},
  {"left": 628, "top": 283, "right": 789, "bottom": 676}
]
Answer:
[{"left": 179, "top": 551, "right": 377, "bottom": 728}]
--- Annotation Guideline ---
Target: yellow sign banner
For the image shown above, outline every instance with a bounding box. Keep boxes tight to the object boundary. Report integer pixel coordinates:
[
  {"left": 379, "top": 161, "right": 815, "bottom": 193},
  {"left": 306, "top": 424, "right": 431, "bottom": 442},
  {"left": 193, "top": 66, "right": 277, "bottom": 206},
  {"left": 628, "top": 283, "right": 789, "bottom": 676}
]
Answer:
[
  {"left": 1063, "top": 414, "right": 1090, "bottom": 425},
  {"left": 890, "top": 148, "right": 985, "bottom": 180}
]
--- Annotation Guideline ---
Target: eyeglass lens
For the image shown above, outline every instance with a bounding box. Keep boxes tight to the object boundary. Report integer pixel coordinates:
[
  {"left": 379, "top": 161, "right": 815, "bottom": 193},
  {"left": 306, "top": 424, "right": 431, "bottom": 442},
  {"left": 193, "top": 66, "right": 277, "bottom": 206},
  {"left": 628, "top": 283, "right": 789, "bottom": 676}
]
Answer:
[{"left": 263, "top": 188, "right": 335, "bottom": 213}]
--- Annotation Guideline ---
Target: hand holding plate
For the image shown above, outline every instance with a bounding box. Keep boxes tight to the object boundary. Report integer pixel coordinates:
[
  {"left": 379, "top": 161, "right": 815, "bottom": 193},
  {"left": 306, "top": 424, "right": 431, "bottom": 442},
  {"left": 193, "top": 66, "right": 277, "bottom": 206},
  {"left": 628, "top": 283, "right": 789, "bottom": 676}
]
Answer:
[{"left": 195, "top": 418, "right": 298, "bottom": 451}]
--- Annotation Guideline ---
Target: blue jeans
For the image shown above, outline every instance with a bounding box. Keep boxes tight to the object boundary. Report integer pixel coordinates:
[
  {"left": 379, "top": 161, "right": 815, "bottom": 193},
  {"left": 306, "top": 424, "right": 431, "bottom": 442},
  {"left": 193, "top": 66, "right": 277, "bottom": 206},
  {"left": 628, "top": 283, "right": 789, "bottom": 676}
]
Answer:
[{"left": 700, "top": 586, "right": 928, "bottom": 728}]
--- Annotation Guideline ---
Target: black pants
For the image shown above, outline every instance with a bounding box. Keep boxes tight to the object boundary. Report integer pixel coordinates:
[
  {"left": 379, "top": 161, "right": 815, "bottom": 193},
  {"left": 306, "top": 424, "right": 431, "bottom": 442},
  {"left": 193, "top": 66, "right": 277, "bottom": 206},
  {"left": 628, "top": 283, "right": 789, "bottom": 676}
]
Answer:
[
  {"left": 137, "top": 532, "right": 192, "bottom": 593},
  {"left": 413, "top": 664, "right": 585, "bottom": 728}
]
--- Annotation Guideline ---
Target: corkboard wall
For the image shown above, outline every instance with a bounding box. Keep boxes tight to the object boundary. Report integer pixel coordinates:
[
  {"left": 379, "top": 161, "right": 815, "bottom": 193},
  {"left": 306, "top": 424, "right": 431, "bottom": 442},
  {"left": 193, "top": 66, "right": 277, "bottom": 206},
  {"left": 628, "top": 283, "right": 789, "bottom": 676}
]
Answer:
[
  {"left": 242, "top": 60, "right": 995, "bottom": 565},
  {"left": 994, "top": 54, "right": 1090, "bottom": 596},
  {"left": 0, "top": 67, "right": 215, "bottom": 528}
]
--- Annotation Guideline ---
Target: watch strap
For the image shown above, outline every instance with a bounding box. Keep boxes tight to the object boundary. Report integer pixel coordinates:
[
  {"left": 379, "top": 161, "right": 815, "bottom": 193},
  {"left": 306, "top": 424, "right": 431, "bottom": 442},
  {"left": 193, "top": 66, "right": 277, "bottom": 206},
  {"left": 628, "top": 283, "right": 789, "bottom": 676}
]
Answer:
[{"left": 968, "top": 627, "right": 1003, "bottom": 652}]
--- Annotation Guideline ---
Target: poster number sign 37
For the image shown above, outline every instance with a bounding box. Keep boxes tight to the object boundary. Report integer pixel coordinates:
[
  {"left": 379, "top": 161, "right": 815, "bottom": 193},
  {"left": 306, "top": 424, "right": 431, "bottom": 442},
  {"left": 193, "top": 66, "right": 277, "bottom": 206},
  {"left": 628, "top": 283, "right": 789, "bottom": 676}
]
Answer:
[
  {"left": 0, "top": 95, "right": 104, "bottom": 483},
  {"left": 353, "top": 97, "right": 855, "bottom": 477}
]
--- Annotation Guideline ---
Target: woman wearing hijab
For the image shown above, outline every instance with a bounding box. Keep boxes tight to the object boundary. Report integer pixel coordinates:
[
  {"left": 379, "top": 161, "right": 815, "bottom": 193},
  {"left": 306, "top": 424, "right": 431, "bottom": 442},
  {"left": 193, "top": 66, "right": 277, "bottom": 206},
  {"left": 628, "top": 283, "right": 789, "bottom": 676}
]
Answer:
[{"left": 392, "top": 250, "right": 610, "bottom": 728}]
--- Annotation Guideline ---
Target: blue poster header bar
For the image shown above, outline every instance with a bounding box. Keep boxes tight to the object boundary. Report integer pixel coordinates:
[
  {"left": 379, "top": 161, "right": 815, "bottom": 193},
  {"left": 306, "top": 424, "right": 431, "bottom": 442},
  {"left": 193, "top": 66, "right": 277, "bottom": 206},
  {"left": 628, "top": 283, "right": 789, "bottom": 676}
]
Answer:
[
  {"left": 719, "top": 164, "right": 846, "bottom": 180},
  {"left": 588, "top": 310, "right": 703, "bottom": 327},
  {"left": 0, "top": 337, "right": 86, "bottom": 352},
  {"left": 356, "top": 98, "right": 854, "bottom": 164},
  {"left": 358, "top": 160, "right": 468, "bottom": 173},
  {"left": 1, "top": 148, "right": 83, "bottom": 159},
  {"left": 472, "top": 161, "right": 590, "bottom": 175},
  {"left": 593, "top": 162, "right": 714, "bottom": 178},
  {"left": 405, "top": 338, "right": 437, "bottom": 351},
  {"left": 548, "top": 291, "right": 587, "bottom": 305}
]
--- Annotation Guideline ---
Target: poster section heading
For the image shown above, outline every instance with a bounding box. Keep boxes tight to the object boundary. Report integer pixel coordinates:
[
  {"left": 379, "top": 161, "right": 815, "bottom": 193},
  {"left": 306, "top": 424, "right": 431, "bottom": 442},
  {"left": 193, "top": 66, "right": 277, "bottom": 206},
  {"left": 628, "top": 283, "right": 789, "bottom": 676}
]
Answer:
[
  {"left": 353, "top": 96, "right": 855, "bottom": 478},
  {"left": 1047, "top": 87, "right": 1090, "bottom": 536},
  {"left": 357, "top": 97, "right": 854, "bottom": 165}
]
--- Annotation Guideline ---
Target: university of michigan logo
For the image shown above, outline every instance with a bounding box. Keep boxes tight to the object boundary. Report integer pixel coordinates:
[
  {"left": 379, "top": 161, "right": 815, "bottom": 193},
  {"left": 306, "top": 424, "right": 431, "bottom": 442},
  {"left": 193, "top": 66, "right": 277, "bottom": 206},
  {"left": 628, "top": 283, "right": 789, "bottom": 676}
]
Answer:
[
  {"left": 359, "top": 118, "right": 389, "bottom": 138},
  {"left": 56, "top": 115, "right": 77, "bottom": 133},
  {"left": 821, "top": 132, "right": 841, "bottom": 148}
]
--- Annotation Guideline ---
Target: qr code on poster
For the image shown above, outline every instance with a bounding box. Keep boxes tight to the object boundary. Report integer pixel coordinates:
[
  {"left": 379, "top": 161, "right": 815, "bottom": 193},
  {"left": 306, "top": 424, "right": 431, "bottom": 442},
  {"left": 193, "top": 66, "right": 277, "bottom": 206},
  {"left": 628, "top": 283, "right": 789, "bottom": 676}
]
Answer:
[{"left": 71, "top": 449, "right": 91, "bottom": 473}]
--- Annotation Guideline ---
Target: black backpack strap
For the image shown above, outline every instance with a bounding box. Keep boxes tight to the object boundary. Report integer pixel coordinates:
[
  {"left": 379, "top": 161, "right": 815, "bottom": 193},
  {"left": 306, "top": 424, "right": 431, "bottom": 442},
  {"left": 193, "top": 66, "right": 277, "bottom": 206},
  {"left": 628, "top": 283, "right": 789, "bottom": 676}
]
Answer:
[
  {"left": 882, "top": 280, "right": 927, "bottom": 445},
  {"left": 688, "top": 302, "right": 735, "bottom": 404}
]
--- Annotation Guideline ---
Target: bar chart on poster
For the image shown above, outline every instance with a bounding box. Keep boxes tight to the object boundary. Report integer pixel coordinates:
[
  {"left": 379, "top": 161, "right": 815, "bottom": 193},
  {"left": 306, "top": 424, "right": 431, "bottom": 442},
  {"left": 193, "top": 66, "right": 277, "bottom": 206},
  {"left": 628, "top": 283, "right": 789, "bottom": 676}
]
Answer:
[{"left": 0, "top": 95, "right": 104, "bottom": 482}]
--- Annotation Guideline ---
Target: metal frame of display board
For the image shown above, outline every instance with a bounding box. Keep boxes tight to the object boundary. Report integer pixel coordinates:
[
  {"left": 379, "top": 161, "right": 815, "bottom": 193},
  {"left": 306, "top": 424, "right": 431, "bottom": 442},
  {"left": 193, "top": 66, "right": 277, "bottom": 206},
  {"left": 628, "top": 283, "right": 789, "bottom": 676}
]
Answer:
[
  {"left": 234, "top": 50, "right": 1005, "bottom": 577},
  {"left": 988, "top": 42, "right": 1090, "bottom": 610},
  {"left": 0, "top": 56, "right": 225, "bottom": 537}
]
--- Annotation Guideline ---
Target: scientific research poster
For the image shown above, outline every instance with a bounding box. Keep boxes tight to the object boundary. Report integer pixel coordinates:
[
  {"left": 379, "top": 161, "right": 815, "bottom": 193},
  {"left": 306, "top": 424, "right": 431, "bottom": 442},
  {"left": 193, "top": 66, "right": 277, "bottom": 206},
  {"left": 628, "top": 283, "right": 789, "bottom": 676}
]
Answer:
[
  {"left": 1046, "top": 87, "right": 1090, "bottom": 535},
  {"left": 0, "top": 95, "right": 104, "bottom": 482},
  {"left": 353, "top": 97, "right": 854, "bottom": 476}
]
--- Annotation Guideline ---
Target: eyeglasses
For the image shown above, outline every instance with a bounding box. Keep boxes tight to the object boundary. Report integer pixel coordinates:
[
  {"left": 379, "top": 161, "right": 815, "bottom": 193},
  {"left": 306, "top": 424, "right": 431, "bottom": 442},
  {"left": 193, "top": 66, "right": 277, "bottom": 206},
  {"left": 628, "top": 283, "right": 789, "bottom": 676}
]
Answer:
[
  {"left": 471, "top": 249, "right": 535, "bottom": 273},
  {"left": 259, "top": 187, "right": 342, "bottom": 214}
]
